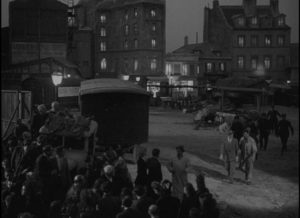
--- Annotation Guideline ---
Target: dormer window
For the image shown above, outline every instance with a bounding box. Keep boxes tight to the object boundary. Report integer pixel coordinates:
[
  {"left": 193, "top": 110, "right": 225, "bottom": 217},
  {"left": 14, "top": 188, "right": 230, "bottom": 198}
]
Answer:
[
  {"left": 238, "top": 17, "right": 245, "bottom": 26},
  {"left": 278, "top": 17, "right": 285, "bottom": 26},
  {"left": 251, "top": 16, "right": 257, "bottom": 25}
]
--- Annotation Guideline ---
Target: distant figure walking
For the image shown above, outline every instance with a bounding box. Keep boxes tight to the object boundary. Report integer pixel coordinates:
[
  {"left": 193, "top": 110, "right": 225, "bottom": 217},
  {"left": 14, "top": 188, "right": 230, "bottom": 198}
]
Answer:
[
  {"left": 167, "top": 146, "right": 190, "bottom": 200},
  {"left": 276, "top": 114, "right": 294, "bottom": 156},
  {"left": 257, "top": 113, "right": 271, "bottom": 151},
  {"left": 267, "top": 105, "right": 281, "bottom": 133},
  {"left": 219, "top": 130, "right": 239, "bottom": 183}
]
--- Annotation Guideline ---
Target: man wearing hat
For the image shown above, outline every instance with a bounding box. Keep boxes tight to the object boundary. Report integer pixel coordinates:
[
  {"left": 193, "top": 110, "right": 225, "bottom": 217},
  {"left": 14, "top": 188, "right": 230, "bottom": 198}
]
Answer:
[
  {"left": 219, "top": 130, "right": 239, "bottom": 183},
  {"left": 276, "top": 114, "right": 294, "bottom": 156},
  {"left": 167, "top": 145, "right": 190, "bottom": 200}
]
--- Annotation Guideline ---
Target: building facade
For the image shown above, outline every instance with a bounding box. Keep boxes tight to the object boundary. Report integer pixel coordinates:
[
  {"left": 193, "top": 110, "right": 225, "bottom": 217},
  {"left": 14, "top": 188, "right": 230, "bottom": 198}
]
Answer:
[
  {"left": 203, "top": 0, "right": 291, "bottom": 80},
  {"left": 165, "top": 37, "right": 232, "bottom": 97},
  {"left": 9, "top": 0, "right": 68, "bottom": 65},
  {"left": 94, "top": 0, "right": 166, "bottom": 79}
]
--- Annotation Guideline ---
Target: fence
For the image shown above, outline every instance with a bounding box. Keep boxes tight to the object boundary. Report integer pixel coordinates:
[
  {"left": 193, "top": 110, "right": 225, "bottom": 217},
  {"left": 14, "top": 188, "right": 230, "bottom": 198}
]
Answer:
[{"left": 1, "top": 90, "right": 31, "bottom": 139}]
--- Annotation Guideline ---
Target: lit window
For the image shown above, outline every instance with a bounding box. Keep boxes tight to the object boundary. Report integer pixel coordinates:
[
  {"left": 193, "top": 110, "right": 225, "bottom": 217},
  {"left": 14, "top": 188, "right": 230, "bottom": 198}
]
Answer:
[
  {"left": 151, "top": 9, "right": 156, "bottom": 17},
  {"left": 278, "top": 17, "right": 284, "bottom": 26},
  {"left": 251, "top": 35, "right": 258, "bottom": 47},
  {"left": 100, "top": 15, "right": 106, "bottom": 23},
  {"left": 251, "top": 57, "right": 258, "bottom": 69},
  {"left": 264, "top": 56, "right": 271, "bottom": 70},
  {"left": 101, "top": 58, "right": 107, "bottom": 70},
  {"left": 134, "top": 8, "right": 138, "bottom": 17},
  {"left": 134, "top": 39, "right": 138, "bottom": 48},
  {"left": 151, "top": 58, "right": 157, "bottom": 70},
  {"left": 238, "top": 17, "right": 245, "bottom": 26},
  {"left": 100, "top": 28, "right": 106, "bottom": 37},
  {"left": 124, "top": 40, "right": 129, "bottom": 49},
  {"left": 100, "top": 42, "right": 106, "bottom": 51},
  {"left": 133, "top": 24, "right": 138, "bottom": 34},
  {"left": 206, "top": 63, "right": 212, "bottom": 72},
  {"left": 134, "top": 59, "right": 138, "bottom": 71},
  {"left": 124, "top": 25, "right": 129, "bottom": 35},
  {"left": 265, "top": 35, "right": 271, "bottom": 47},
  {"left": 219, "top": 63, "right": 225, "bottom": 72},
  {"left": 165, "top": 63, "right": 171, "bottom": 75},
  {"left": 277, "top": 36, "right": 285, "bottom": 46},
  {"left": 152, "top": 24, "right": 156, "bottom": 32},
  {"left": 151, "top": 39, "right": 156, "bottom": 48},
  {"left": 238, "top": 56, "right": 244, "bottom": 69},
  {"left": 238, "top": 35, "right": 245, "bottom": 47},
  {"left": 251, "top": 16, "right": 257, "bottom": 25},
  {"left": 182, "top": 64, "right": 188, "bottom": 75}
]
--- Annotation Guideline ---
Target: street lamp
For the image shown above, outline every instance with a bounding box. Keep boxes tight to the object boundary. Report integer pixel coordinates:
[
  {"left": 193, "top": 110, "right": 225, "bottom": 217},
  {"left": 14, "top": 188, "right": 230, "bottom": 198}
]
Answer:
[{"left": 52, "top": 71, "right": 63, "bottom": 100}]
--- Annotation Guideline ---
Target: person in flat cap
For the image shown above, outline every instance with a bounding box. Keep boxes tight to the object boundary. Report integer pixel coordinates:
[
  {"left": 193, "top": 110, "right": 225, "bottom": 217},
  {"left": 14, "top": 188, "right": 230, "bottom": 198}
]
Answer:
[
  {"left": 219, "top": 129, "right": 239, "bottom": 183},
  {"left": 167, "top": 145, "right": 190, "bottom": 200}
]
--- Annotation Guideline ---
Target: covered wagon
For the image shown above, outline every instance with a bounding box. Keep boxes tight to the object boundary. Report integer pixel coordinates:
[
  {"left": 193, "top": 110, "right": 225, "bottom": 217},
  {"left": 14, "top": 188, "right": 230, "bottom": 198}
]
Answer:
[{"left": 79, "top": 78, "right": 150, "bottom": 148}]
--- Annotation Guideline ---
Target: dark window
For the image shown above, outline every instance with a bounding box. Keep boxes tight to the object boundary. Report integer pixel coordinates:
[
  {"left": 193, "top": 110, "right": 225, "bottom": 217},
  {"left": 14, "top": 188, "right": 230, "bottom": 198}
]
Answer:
[
  {"left": 206, "top": 63, "right": 212, "bottom": 72},
  {"left": 134, "top": 8, "right": 138, "bottom": 17},
  {"left": 277, "top": 35, "right": 285, "bottom": 47},
  {"left": 250, "top": 35, "right": 258, "bottom": 47},
  {"left": 124, "top": 25, "right": 129, "bottom": 35},
  {"left": 238, "top": 56, "right": 245, "bottom": 69},
  {"left": 133, "top": 24, "right": 138, "bottom": 34},
  {"left": 251, "top": 56, "right": 258, "bottom": 69},
  {"left": 264, "top": 56, "right": 271, "bottom": 70},
  {"left": 219, "top": 62, "right": 225, "bottom": 72},
  {"left": 277, "top": 56, "right": 285, "bottom": 67}
]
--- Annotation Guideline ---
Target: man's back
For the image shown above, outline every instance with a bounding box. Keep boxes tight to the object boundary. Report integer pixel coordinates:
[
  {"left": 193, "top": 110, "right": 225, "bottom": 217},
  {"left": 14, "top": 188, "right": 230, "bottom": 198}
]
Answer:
[{"left": 147, "top": 157, "right": 162, "bottom": 183}]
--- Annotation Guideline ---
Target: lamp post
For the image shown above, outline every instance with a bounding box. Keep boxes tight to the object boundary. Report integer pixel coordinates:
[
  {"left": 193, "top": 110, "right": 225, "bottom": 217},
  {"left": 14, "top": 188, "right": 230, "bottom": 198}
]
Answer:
[{"left": 51, "top": 72, "right": 63, "bottom": 100}]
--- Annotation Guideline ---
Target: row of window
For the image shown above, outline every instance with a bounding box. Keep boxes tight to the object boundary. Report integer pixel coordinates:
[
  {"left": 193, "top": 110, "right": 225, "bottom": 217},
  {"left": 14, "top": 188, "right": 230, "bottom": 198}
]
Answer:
[
  {"left": 237, "top": 55, "right": 286, "bottom": 70},
  {"left": 100, "top": 58, "right": 158, "bottom": 71},
  {"left": 237, "top": 16, "right": 285, "bottom": 26},
  {"left": 99, "top": 39, "right": 157, "bottom": 51},
  {"left": 237, "top": 35, "right": 285, "bottom": 47},
  {"left": 99, "top": 24, "right": 157, "bottom": 37},
  {"left": 99, "top": 8, "right": 158, "bottom": 24},
  {"left": 165, "top": 63, "right": 225, "bottom": 75}
]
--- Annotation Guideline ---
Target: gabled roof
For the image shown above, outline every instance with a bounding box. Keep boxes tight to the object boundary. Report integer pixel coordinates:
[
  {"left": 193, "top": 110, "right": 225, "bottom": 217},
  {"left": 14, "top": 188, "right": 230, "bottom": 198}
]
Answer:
[{"left": 171, "top": 42, "right": 231, "bottom": 59}]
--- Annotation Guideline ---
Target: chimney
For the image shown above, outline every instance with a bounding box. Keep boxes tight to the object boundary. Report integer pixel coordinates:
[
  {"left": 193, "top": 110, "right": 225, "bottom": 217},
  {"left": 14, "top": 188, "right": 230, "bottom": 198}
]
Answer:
[
  {"left": 196, "top": 32, "right": 198, "bottom": 44},
  {"left": 213, "top": 0, "right": 219, "bottom": 9},
  {"left": 243, "top": 0, "right": 257, "bottom": 16},
  {"left": 270, "top": 0, "right": 279, "bottom": 16},
  {"left": 184, "top": 36, "right": 188, "bottom": 46}
]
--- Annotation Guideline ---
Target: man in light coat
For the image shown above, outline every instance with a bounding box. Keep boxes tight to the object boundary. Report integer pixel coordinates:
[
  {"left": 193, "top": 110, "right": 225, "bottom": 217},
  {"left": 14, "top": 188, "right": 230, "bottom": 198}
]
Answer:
[
  {"left": 219, "top": 130, "right": 239, "bottom": 183},
  {"left": 239, "top": 129, "right": 257, "bottom": 185}
]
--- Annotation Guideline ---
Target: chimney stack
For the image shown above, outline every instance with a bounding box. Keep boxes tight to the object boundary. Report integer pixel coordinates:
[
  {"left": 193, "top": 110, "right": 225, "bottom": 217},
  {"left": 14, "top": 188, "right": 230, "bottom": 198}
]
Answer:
[
  {"left": 243, "top": 0, "right": 257, "bottom": 16},
  {"left": 270, "top": 0, "right": 279, "bottom": 16},
  {"left": 184, "top": 36, "right": 188, "bottom": 46}
]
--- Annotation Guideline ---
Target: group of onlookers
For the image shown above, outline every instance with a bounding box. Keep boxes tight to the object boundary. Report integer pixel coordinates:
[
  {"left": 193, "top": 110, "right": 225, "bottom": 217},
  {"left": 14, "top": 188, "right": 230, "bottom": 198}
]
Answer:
[{"left": 2, "top": 101, "right": 220, "bottom": 218}]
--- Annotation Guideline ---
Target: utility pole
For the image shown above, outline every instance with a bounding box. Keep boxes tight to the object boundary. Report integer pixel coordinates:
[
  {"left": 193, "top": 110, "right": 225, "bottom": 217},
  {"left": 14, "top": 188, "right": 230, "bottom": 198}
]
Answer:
[{"left": 38, "top": 0, "right": 41, "bottom": 74}]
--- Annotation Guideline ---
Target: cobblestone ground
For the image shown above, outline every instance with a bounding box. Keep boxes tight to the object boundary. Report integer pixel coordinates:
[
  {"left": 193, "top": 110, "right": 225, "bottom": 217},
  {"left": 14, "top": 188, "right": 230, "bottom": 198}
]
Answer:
[{"left": 66, "top": 105, "right": 299, "bottom": 218}]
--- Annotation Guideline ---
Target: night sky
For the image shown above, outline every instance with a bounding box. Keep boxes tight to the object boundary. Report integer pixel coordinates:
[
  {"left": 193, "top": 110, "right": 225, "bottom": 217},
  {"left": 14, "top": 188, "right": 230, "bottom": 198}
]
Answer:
[{"left": 1, "top": 0, "right": 299, "bottom": 52}]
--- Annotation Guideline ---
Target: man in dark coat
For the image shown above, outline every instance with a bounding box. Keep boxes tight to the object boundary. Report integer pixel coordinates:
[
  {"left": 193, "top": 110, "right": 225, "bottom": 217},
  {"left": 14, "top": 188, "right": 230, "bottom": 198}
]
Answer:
[
  {"left": 13, "top": 119, "right": 29, "bottom": 140},
  {"left": 116, "top": 196, "right": 142, "bottom": 218},
  {"left": 132, "top": 185, "right": 154, "bottom": 218},
  {"left": 146, "top": 148, "right": 163, "bottom": 185},
  {"left": 267, "top": 105, "right": 281, "bottom": 133},
  {"left": 99, "top": 165, "right": 123, "bottom": 196},
  {"left": 276, "top": 114, "right": 294, "bottom": 156},
  {"left": 97, "top": 181, "right": 122, "bottom": 218},
  {"left": 257, "top": 113, "right": 272, "bottom": 151}
]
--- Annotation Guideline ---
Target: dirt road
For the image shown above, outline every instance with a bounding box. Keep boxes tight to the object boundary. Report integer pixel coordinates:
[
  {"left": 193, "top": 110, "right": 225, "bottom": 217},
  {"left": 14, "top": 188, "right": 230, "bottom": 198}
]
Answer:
[{"left": 139, "top": 106, "right": 299, "bottom": 218}]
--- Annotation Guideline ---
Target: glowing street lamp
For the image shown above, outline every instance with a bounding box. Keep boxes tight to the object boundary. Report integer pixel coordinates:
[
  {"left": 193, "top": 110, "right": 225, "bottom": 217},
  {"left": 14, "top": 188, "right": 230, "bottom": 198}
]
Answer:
[
  {"left": 136, "top": 77, "right": 140, "bottom": 82},
  {"left": 51, "top": 71, "right": 63, "bottom": 100},
  {"left": 123, "top": 75, "right": 129, "bottom": 81}
]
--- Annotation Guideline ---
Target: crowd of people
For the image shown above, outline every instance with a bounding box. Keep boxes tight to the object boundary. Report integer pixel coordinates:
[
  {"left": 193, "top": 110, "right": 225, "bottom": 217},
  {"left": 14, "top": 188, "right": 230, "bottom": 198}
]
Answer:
[
  {"left": 2, "top": 101, "right": 220, "bottom": 218},
  {"left": 219, "top": 106, "right": 294, "bottom": 185}
]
